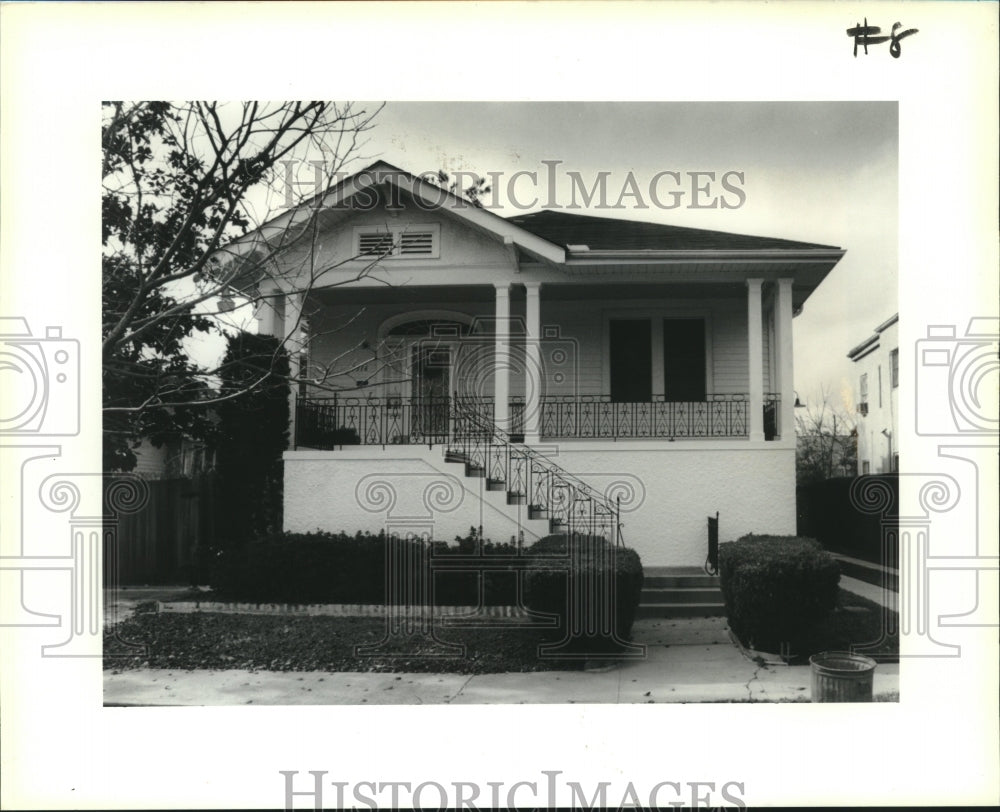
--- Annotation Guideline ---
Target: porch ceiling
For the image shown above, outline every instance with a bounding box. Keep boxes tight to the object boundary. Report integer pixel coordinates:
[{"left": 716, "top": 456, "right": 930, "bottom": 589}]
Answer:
[
  {"left": 312, "top": 284, "right": 495, "bottom": 306},
  {"left": 311, "top": 280, "right": 791, "bottom": 306}
]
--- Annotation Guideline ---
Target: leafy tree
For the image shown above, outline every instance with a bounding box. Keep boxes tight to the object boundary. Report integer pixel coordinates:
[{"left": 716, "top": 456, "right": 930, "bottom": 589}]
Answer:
[
  {"left": 101, "top": 102, "right": 499, "bottom": 473},
  {"left": 430, "top": 169, "right": 492, "bottom": 207},
  {"left": 101, "top": 101, "right": 382, "bottom": 471}
]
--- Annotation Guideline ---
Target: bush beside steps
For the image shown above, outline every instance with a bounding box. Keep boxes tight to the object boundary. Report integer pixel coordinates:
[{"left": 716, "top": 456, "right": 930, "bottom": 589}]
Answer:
[{"left": 719, "top": 534, "right": 840, "bottom": 654}]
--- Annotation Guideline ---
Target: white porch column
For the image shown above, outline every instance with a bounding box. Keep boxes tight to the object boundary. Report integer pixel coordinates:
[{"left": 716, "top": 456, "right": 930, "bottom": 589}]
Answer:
[
  {"left": 775, "top": 278, "right": 795, "bottom": 440},
  {"left": 254, "top": 286, "right": 280, "bottom": 336},
  {"left": 746, "top": 278, "right": 765, "bottom": 442},
  {"left": 524, "top": 282, "right": 542, "bottom": 444},
  {"left": 493, "top": 283, "right": 511, "bottom": 431},
  {"left": 285, "top": 291, "right": 306, "bottom": 448}
]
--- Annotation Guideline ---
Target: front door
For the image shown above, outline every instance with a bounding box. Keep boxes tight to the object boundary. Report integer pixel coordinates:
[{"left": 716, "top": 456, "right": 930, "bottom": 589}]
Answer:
[{"left": 411, "top": 345, "right": 450, "bottom": 439}]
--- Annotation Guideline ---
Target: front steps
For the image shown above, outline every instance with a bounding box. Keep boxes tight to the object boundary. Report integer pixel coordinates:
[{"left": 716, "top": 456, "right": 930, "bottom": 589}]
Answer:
[
  {"left": 440, "top": 447, "right": 723, "bottom": 620},
  {"left": 638, "top": 566, "right": 725, "bottom": 619},
  {"left": 439, "top": 452, "right": 555, "bottom": 542}
]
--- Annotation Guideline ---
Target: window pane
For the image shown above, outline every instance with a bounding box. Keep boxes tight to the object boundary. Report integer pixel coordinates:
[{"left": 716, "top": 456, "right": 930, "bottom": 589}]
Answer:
[
  {"left": 609, "top": 319, "right": 652, "bottom": 402},
  {"left": 663, "top": 319, "right": 706, "bottom": 401}
]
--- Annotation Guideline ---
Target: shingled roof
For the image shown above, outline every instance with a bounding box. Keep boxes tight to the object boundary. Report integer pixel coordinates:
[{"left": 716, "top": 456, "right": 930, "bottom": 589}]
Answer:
[{"left": 506, "top": 209, "right": 840, "bottom": 252}]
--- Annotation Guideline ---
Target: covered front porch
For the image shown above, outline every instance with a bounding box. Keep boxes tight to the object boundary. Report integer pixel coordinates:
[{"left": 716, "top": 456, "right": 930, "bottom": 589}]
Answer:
[{"left": 272, "top": 277, "right": 794, "bottom": 448}]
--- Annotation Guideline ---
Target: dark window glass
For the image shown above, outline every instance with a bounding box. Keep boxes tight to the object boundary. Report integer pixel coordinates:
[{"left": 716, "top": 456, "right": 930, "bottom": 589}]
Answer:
[
  {"left": 663, "top": 319, "right": 706, "bottom": 401},
  {"left": 609, "top": 319, "right": 652, "bottom": 402}
]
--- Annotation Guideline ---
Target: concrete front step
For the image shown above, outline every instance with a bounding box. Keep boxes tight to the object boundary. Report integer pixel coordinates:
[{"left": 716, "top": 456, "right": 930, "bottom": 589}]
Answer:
[
  {"left": 645, "top": 574, "right": 719, "bottom": 588},
  {"left": 639, "top": 568, "right": 725, "bottom": 619},
  {"left": 637, "top": 603, "right": 726, "bottom": 619},
  {"left": 641, "top": 587, "right": 722, "bottom": 604}
]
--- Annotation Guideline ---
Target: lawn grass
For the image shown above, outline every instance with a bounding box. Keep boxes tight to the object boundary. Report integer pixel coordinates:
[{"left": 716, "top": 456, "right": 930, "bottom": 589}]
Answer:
[{"left": 104, "top": 611, "right": 586, "bottom": 674}]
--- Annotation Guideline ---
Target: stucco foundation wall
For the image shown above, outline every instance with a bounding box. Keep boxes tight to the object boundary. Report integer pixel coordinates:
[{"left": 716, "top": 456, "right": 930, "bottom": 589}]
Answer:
[
  {"left": 283, "top": 447, "right": 546, "bottom": 546},
  {"left": 550, "top": 444, "right": 796, "bottom": 565},
  {"left": 284, "top": 443, "right": 796, "bottom": 567}
]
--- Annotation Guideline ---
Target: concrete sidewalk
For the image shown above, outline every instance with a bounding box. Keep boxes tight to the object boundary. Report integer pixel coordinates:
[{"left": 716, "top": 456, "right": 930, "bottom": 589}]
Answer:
[
  {"left": 839, "top": 574, "right": 897, "bottom": 609},
  {"left": 103, "top": 616, "right": 899, "bottom": 706}
]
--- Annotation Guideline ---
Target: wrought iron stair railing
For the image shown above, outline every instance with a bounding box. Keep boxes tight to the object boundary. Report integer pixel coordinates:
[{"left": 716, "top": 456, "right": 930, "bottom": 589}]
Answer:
[{"left": 447, "top": 394, "right": 623, "bottom": 546}]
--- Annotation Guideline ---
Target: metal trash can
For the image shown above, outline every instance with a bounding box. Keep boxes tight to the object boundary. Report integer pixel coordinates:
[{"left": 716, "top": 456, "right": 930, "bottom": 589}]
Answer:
[{"left": 809, "top": 651, "right": 877, "bottom": 702}]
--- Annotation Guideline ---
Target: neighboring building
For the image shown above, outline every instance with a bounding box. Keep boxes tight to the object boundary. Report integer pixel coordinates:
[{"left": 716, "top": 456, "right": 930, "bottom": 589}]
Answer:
[
  {"left": 131, "top": 436, "right": 216, "bottom": 479},
  {"left": 222, "top": 162, "right": 845, "bottom": 567},
  {"left": 847, "top": 313, "right": 899, "bottom": 474}
]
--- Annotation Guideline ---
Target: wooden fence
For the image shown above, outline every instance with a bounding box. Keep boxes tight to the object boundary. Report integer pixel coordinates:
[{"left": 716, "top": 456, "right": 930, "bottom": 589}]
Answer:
[
  {"left": 107, "top": 474, "right": 218, "bottom": 585},
  {"left": 796, "top": 474, "right": 899, "bottom": 567}
]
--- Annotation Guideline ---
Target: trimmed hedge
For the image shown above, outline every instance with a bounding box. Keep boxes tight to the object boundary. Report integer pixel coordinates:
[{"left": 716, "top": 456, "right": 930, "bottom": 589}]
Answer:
[
  {"left": 209, "top": 530, "right": 521, "bottom": 606},
  {"left": 522, "top": 534, "right": 644, "bottom": 653},
  {"left": 719, "top": 534, "right": 840, "bottom": 652}
]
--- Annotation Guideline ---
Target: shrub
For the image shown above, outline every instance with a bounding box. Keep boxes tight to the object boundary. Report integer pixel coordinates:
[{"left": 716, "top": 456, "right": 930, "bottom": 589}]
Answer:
[
  {"left": 522, "top": 534, "right": 644, "bottom": 654},
  {"left": 719, "top": 534, "right": 840, "bottom": 652},
  {"left": 215, "top": 333, "right": 289, "bottom": 549},
  {"left": 208, "top": 529, "right": 521, "bottom": 606}
]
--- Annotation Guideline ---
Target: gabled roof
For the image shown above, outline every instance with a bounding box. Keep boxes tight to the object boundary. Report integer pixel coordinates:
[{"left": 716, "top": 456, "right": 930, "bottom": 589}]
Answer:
[
  {"left": 507, "top": 209, "right": 840, "bottom": 253},
  {"left": 218, "top": 160, "right": 845, "bottom": 303},
  {"left": 217, "top": 160, "right": 567, "bottom": 274}
]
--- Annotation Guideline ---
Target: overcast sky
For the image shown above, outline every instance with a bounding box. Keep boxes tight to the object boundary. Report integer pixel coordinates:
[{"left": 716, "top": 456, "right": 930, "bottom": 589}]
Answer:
[{"left": 356, "top": 101, "right": 899, "bottom": 411}]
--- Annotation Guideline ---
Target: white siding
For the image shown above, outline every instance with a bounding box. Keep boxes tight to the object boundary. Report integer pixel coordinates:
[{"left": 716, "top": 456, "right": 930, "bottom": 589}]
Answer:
[{"left": 305, "top": 294, "right": 766, "bottom": 401}]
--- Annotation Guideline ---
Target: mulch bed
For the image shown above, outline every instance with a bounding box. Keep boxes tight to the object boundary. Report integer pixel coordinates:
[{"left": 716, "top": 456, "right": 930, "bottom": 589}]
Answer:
[{"left": 104, "top": 611, "right": 587, "bottom": 674}]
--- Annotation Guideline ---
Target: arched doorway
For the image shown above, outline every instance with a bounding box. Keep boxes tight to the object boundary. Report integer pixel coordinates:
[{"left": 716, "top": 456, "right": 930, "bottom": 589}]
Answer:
[{"left": 379, "top": 312, "right": 475, "bottom": 438}]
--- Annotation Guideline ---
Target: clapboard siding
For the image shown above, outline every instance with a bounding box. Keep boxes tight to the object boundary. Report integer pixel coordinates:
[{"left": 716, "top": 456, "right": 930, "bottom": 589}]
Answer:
[{"left": 304, "top": 294, "right": 771, "bottom": 400}]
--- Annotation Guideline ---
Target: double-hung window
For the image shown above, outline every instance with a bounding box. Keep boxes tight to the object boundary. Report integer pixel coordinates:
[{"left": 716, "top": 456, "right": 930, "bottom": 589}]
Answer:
[{"left": 607, "top": 317, "right": 706, "bottom": 402}]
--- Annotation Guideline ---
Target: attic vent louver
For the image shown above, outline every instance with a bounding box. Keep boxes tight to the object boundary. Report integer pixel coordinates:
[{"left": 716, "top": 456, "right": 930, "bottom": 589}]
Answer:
[
  {"left": 358, "top": 232, "right": 394, "bottom": 256},
  {"left": 355, "top": 224, "right": 439, "bottom": 259},
  {"left": 399, "top": 231, "right": 435, "bottom": 255}
]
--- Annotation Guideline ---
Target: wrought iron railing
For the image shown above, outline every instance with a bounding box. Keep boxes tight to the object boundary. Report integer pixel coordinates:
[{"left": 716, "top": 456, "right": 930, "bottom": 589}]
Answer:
[
  {"left": 448, "top": 393, "right": 622, "bottom": 546},
  {"left": 296, "top": 395, "right": 524, "bottom": 448},
  {"left": 539, "top": 394, "right": 770, "bottom": 439},
  {"left": 296, "top": 395, "right": 461, "bottom": 448},
  {"left": 296, "top": 392, "right": 782, "bottom": 447}
]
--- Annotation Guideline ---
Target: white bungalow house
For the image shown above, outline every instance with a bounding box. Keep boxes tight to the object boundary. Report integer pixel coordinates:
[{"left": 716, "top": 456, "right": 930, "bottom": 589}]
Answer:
[{"left": 223, "top": 162, "right": 845, "bottom": 567}]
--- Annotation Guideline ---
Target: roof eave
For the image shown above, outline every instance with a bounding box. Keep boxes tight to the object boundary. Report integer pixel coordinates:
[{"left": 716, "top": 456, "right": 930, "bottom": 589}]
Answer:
[
  {"left": 874, "top": 313, "right": 900, "bottom": 333},
  {"left": 848, "top": 335, "right": 880, "bottom": 360},
  {"left": 565, "top": 248, "right": 845, "bottom": 262}
]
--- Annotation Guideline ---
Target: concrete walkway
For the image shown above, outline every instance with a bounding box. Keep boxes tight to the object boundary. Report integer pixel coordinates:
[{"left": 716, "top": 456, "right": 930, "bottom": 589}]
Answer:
[
  {"left": 839, "top": 574, "right": 898, "bottom": 608},
  {"left": 103, "top": 616, "right": 899, "bottom": 706}
]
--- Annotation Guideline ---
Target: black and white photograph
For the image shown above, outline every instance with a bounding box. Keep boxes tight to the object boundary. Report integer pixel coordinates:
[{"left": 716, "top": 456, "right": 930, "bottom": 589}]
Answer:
[
  {"left": 98, "top": 100, "right": 900, "bottom": 708},
  {"left": 2, "top": 2, "right": 997, "bottom": 810}
]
